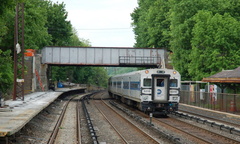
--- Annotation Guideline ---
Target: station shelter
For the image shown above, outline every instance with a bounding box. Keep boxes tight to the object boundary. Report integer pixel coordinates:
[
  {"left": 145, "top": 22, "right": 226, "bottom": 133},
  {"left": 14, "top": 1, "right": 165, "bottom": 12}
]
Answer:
[{"left": 202, "top": 66, "right": 240, "bottom": 112}]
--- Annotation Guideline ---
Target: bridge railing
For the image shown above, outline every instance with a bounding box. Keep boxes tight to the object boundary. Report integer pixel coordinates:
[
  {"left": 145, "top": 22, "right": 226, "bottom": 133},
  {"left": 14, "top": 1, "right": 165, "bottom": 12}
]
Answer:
[
  {"left": 180, "top": 90, "right": 240, "bottom": 113},
  {"left": 119, "top": 56, "right": 161, "bottom": 66}
]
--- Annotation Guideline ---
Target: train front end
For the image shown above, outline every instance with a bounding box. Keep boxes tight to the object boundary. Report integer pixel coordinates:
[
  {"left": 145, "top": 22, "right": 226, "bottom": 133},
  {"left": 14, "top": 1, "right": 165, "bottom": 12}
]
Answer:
[
  {"left": 141, "top": 69, "right": 181, "bottom": 115},
  {"left": 152, "top": 69, "right": 181, "bottom": 114}
]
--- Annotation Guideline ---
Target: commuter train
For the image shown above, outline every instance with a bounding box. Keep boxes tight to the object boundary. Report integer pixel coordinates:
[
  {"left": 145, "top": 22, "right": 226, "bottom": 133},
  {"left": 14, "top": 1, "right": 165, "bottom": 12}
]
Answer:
[{"left": 108, "top": 68, "right": 181, "bottom": 115}]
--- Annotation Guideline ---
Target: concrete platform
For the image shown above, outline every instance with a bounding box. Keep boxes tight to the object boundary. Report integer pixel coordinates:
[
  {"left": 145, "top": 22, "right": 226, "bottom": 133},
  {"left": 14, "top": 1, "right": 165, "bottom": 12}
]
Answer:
[
  {"left": 179, "top": 103, "right": 240, "bottom": 125},
  {"left": 0, "top": 87, "right": 86, "bottom": 137}
]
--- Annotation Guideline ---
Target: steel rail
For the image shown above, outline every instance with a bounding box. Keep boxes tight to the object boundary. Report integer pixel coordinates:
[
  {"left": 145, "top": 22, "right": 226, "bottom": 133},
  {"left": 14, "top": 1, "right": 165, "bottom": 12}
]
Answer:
[
  {"left": 174, "top": 110, "right": 240, "bottom": 136},
  {"left": 93, "top": 100, "right": 129, "bottom": 144},
  {"left": 76, "top": 99, "right": 82, "bottom": 144},
  {"left": 109, "top": 100, "right": 182, "bottom": 144},
  {"left": 47, "top": 95, "right": 84, "bottom": 144},
  {"left": 100, "top": 99, "right": 160, "bottom": 144},
  {"left": 118, "top": 103, "right": 212, "bottom": 144},
  {"left": 156, "top": 118, "right": 212, "bottom": 144},
  {"left": 81, "top": 95, "right": 99, "bottom": 144},
  {"left": 156, "top": 117, "right": 240, "bottom": 144},
  {"left": 47, "top": 97, "right": 73, "bottom": 144}
]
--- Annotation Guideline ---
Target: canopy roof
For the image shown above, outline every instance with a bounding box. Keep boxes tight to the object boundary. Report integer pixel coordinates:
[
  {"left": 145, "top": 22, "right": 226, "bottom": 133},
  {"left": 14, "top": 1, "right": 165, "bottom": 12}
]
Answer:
[{"left": 202, "top": 67, "right": 240, "bottom": 83}]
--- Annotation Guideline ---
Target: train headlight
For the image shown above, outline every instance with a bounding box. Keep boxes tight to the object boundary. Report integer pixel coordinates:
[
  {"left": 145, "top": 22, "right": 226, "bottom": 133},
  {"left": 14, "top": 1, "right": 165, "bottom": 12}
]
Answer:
[
  {"left": 173, "top": 71, "right": 177, "bottom": 75},
  {"left": 145, "top": 70, "right": 149, "bottom": 74},
  {"left": 170, "top": 90, "right": 179, "bottom": 94}
]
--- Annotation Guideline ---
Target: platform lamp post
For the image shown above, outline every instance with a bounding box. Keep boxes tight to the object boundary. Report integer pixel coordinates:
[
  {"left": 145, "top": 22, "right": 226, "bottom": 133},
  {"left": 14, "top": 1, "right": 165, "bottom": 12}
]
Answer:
[
  {"left": 67, "top": 78, "right": 69, "bottom": 87},
  {"left": 13, "top": 3, "right": 25, "bottom": 101}
]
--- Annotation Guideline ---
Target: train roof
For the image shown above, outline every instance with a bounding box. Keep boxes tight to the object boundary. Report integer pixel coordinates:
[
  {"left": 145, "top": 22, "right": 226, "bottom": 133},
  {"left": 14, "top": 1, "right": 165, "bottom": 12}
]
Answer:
[{"left": 110, "top": 68, "right": 180, "bottom": 78}]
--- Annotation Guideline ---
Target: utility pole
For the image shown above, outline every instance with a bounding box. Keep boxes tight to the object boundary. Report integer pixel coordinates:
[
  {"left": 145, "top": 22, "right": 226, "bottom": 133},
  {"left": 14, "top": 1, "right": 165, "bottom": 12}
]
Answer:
[{"left": 13, "top": 3, "right": 25, "bottom": 101}]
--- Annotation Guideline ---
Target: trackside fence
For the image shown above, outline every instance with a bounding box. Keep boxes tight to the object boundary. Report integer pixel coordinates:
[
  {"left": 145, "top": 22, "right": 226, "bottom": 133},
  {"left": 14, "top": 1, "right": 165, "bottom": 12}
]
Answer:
[{"left": 180, "top": 90, "right": 240, "bottom": 113}]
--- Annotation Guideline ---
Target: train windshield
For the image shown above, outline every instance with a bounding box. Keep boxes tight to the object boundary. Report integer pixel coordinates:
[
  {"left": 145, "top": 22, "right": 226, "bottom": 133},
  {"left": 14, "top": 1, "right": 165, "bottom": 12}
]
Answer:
[
  {"left": 143, "top": 78, "right": 151, "bottom": 87},
  {"left": 170, "top": 79, "right": 178, "bottom": 87},
  {"left": 156, "top": 79, "right": 164, "bottom": 87}
]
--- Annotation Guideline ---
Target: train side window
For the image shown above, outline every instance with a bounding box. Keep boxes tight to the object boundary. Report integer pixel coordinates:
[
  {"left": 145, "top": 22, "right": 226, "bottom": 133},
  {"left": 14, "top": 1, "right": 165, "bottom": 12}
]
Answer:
[
  {"left": 143, "top": 78, "right": 151, "bottom": 87},
  {"left": 123, "top": 82, "right": 129, "bottom": 89},
  {"left": 117, "top": 81, "right": 121, "bottom": 88},
  {"left": 157, "top": 79, "right": 164, "bottom": 87},
  {"left": 130, "top": 82, "right": 140, "bottom": 90},
  {"left": 170, "top": 79, "right": 178, "bottom": 87}
]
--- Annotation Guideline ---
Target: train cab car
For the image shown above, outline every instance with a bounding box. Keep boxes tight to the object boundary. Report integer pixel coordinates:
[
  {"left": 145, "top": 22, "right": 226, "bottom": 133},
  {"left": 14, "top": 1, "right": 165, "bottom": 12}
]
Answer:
[{"left": 108, "top": 68, "right": 181, "bottom": 115}]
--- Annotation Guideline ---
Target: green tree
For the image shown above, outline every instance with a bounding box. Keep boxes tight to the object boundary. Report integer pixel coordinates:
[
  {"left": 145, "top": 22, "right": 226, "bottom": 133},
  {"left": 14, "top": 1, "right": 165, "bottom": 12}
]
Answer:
[
  {"left": 189, "top": 11, "right": 240, "bottom": 80},
  {"left": 169, "top": 0, "right": 240, "bottom": 80},
  {"left": 0, "top": 50, "right": 13, "bottom": 93},
  {"left": 46, "top": 2, "right": 72, "bottom": 46},
  {"left": 169, "top": 0, "right": 208, "bottom": 80},
  {"left": 131, "top": 0, "right": 240, "bottom": 80},
  {"left": 131, "top": 0, "right": 155, "bottom": 47},
  {"left": 0, "top": 0, "right": 52, "bottom": 51},
  {"left": 145, "top": 0, "right": 171, "bottom": 48},
  {"left": 24, "top": 0, "right": 52, "bottom": 50},
  {"left": 68, "top": 27, "right": 91, "bottom": 46},
  {"left": 0, "top": 0, "right": 15, "bottom": 51},
  {"left": 51, "top": 66, "right": 109, "bottom": 88},
  {"left": 0, "top": 0, "right": 95, "bottom": 95}
]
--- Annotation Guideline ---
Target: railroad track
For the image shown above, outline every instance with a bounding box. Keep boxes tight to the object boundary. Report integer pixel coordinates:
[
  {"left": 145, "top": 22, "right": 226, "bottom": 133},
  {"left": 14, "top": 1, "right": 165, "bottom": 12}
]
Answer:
[
  {"left": 177, "top": 109, "right": 240, "bottom": 129},
  {"left": 47, "top": 94, "right": 86, "bottom": 144},
  {"left": 111, "top": 100, "right": 240, "bottom": 144},
  {"left": 93, "top": 99, "right": 160, "bottom": 144},
  {"left": 157, "top": 117, "right": 240, "bottom": 144},
  {"left": 76, "top": 97, "right": 82, "bottom": 144}
]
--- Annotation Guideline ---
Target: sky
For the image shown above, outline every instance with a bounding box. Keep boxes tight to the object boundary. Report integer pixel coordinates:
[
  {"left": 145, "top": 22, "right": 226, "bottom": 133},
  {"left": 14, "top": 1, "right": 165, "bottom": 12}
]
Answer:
[{"left": 51, "top": 0, "right": 138, "bottom": 47}]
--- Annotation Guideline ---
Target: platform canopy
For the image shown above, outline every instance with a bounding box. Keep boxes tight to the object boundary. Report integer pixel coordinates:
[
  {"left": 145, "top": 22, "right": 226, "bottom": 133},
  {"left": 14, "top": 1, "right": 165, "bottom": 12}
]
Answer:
[
  {"left": 202, "top": 67, "right": 240, "bottom": 83},
  {"left": 202, "top": 66, "right": 240, "bottom": 93}
]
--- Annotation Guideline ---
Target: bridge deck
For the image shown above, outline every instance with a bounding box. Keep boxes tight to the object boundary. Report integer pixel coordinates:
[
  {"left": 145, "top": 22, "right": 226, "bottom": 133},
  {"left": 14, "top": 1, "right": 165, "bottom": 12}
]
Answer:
[{"left": 42, "top": 46, "right": 166, "bottom": 67}]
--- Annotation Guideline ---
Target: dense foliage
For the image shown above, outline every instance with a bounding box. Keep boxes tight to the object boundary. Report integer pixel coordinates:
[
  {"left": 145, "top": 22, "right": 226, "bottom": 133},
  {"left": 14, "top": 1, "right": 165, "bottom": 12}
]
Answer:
[
  {"left": 0, "top": 0, "right": 108, "bottom": 94},
  {"left": 0, "top": 50, "right": 13, "bottom": 93},
  {"left": 131, "top": 0, "right": 240, "bottom": 80},
  {"left": 50, "top": 66, "right": 108, "bottom": 88}
]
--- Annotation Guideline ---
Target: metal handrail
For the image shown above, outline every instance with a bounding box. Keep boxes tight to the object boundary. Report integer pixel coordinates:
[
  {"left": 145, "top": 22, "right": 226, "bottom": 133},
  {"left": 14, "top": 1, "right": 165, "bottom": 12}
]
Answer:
[{"left": 119, "top": 56, "right": 161, "bottom": 65}]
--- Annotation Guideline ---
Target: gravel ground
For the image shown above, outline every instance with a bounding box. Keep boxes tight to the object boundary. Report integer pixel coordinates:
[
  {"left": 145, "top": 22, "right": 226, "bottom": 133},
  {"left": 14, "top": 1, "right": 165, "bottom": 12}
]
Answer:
[
  {"left": 9, "top": 91, "right": 240, "bottom": 144},
  {"left": 109, "top": 97, "right": 240, "bottom": 143},
  {"left": 85, "top": 100, "right": 124, "bottom": 143},
  {"left": 171, "top": 115, "right": 240, "bottom": 142},
  {"left": 12, "top": 99, "right": 64, "bottom": 144},
  {"left": 79, "top": 100, "right": 92, "bottom": 144},
  {"left": 91, "top": 92, "right": 172, "bottom": 144},
  {"left": 177, "top": 104, "right": 240, "bottom": 142},
  {"left": 10, "top": 93, "right": 96, "bottom": 144},
  {"left": 54, "top": 97, "right": 78, "bottom": 144}
]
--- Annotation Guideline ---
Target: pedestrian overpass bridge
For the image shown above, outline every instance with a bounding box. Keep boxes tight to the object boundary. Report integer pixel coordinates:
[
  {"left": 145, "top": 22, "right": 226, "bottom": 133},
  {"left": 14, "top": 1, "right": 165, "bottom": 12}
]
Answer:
[{"left": 41, "top": 46, "right": 167, "bottom": 68}]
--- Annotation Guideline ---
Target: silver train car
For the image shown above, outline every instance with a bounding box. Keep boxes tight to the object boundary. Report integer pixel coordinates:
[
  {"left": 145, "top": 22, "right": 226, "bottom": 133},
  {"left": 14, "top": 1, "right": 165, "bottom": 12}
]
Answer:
[{"left": 108, "top": 68, "right": 181, "bottom": 115}]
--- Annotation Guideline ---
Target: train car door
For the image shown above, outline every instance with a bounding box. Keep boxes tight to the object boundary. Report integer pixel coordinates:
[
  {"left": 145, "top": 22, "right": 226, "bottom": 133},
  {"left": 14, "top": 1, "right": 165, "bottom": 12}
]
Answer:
[
  {"left": 128, "top": 77, "right": 131, "bottom": 96},
  {"left": 152, "top": 74, "right": 170, "bottom": 102}
]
